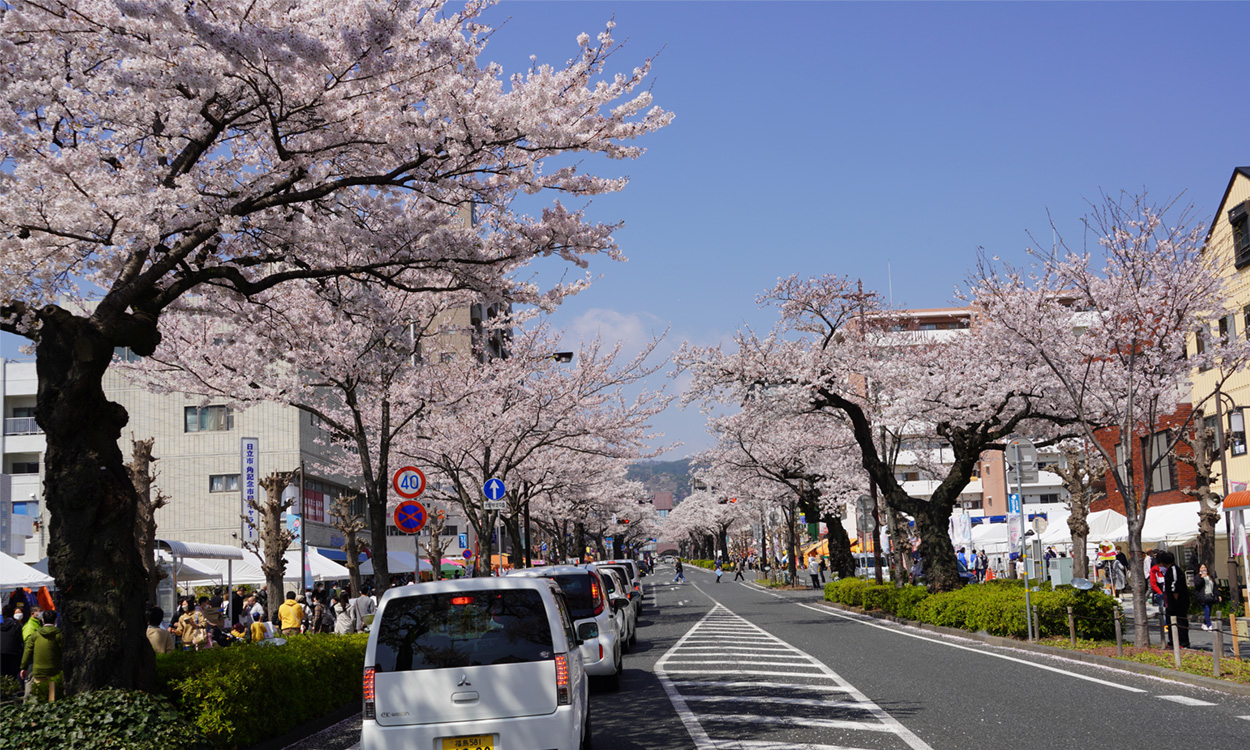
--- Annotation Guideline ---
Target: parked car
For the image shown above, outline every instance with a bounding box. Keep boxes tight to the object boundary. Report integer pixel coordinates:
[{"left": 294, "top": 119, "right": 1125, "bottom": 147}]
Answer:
[
  {"left": 361, "top": 577, "right": 591, "bottom": 750},
  {"left": 587, "top": 564, "right": 634, "bottom": 651},
  {"left": 598, "top": 559, "right": 644, "bottom": 618},
  {"left": 512, "top": 565, "right": 625, "bottom": 690}
]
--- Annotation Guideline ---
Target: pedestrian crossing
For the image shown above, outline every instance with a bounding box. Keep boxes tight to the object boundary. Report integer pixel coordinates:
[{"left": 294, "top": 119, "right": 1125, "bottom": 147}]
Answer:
[{"left": 656, "top": 604, "right": 933, "bottom": 750}]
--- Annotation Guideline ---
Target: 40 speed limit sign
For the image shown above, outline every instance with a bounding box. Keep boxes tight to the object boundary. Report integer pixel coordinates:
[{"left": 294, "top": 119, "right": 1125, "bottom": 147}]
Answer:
[{"left": 392, "top": 466, "right": 427, "bottom": 499}]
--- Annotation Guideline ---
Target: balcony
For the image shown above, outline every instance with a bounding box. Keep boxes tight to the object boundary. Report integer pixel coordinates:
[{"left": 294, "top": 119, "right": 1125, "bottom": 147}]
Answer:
[{"left": 4, "top": 417, "right": 41, "bottom": 436}]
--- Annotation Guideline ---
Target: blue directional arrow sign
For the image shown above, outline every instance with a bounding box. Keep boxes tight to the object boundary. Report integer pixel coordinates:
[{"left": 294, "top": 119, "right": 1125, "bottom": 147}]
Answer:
[{"left": 483, "top": 478, "right": 507, "bottom": 500}]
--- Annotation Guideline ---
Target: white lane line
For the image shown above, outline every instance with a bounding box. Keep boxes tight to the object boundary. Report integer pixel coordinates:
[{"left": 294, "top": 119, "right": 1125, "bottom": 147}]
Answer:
[
  {"left": 1238, "top": 715, "right": 1250, "bottom": 721},
  {"left": 683, "top": 694, "right": 872, "bottom": 710},
  {"left": 669, "top": 679, "right": 855, "bottom": 693},
  {"left": 662, "top": 668, "right": 840, "bottom": 679},
  {"left": 706, "top": 714, "right": 893, "bottom": 733},
  {"left": 797, "top": 602, "right": 1148, "bottom": 695},
  {"left": 678, "top": 646, "right": 804, "bottom": 652},
  {"left": 665, "top": 659, "right": 817, "bottom": 666},
  {"left": 709, "top": 742, "right": 873, "bottom": 750},
  {"left": 1157, "top": 695, "right": 1217, "bottom": 706}
]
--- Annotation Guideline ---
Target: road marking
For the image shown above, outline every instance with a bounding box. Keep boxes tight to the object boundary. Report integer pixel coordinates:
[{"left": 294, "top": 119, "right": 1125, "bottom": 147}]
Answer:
[
  {"left": 796, "top": 602, "right": 1147, "bottom": 694},
  {"left": 657, "top": 604, "right": 933, "bottom": 750},
  {"left": 1156, "top": 695, "right": 1217, "bottom": 706},
  {"left": 1238, "top": 715, "right": 1250, "bottom": 721}
]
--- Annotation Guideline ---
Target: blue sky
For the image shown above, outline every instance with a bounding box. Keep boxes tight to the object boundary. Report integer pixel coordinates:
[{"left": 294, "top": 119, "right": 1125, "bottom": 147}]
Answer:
[{"left": 5, "top": 2, "right": 1248, "bottom": 459}]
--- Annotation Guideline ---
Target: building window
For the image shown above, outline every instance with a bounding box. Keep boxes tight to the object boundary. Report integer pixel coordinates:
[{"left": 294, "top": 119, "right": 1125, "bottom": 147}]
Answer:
[
  {"left": 112, "top": 346, "right": 141, "bottom": 363},
  {"left": 1230, "top": 410, "right": 1247, "bottom": 457},
  {"left": 1232, "top": 201, "right": 1250, "bottom": 267},
  {"left": 1038, "top": 493, "right": 1060, "bottom": 504},
  {"left": 1204, "top": 414, "right": 1223, "bottom": 454},
  {"left": 209, "top": 474, "right": 240, "bottom": 493},
  {"left": 10, "top": 461, "right": 39, "bottom": 474},
  {"left": 1219, "top": 313, "right": 1237, "bottom": 343},
  {"left": 1140, "top": 431, "right": 1176, "bottom": 493},
  {"left": 185, "top": 405, "right": 233, "bottom": 432}
]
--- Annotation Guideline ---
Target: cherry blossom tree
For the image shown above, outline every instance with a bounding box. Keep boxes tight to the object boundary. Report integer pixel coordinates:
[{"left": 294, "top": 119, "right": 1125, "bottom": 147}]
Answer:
[
  {"left": 681, "top": 275, "right": 1073, "bottom": 591},
  {"left": 0, "top": 0, "right": 668, "bottom": 692},
  {"left": 414, "top": 325, "right": 668, "bottom": 574},
  {"left": 971, "top": 194, "right": 1250, "bottom": 644},
  {"left": 1051, "top": 439, "right": 1108, "bottom": 580}
]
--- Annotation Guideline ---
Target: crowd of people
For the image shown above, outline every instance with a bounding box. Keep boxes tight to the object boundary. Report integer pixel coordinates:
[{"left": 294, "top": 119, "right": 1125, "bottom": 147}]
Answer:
[{"left": 1, "top": 588, "right": 62, "bottom": 703}]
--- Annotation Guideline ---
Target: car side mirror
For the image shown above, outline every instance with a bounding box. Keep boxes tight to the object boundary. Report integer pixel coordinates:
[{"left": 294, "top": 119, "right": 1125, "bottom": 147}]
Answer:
[
  {"left": 576, "top": 622, "right": 599, "bottom": 641},
  {"left": 611, "top": 598, "right": 628, "bottom": 612}
]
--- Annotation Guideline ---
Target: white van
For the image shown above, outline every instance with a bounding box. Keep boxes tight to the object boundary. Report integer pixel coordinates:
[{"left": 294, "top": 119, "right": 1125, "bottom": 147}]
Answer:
[{"left": 361, "top": 577, "right": 591, "bottom": 750}]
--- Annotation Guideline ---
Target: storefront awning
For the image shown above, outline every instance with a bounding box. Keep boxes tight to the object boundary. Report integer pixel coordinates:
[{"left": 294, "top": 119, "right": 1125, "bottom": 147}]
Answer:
[{"left": 1224, "top": 491, "right": 1250, "bottom": 510}]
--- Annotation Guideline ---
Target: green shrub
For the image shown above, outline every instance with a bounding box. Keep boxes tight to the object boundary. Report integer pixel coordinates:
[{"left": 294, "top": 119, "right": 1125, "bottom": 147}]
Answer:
[
  {"left": 890, "top": 586, "right": 930, "bottom": 621},
  {"left": 862, "top": 583, "right": 895, "bottom": 612},
  {"left": 0, "top": 688, "right": 209, "bottom": 750},
  {"left": 824, "top": 577, "right": 868, "bottom": 606},
  {"left": 156, "top": 632, "right": 367, "bottom": 748}
]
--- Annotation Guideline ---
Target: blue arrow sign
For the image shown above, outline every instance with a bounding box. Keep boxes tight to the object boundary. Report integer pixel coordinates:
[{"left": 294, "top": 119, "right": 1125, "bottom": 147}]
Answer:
[{"left": 483, "top": 478, "right": 506, "bottom": 500}]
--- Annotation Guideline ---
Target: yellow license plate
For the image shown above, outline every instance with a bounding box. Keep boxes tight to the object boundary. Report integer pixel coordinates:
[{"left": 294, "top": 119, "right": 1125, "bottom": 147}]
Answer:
[{"left": 441, "top": 736, "right": 493, "bottom": 750}]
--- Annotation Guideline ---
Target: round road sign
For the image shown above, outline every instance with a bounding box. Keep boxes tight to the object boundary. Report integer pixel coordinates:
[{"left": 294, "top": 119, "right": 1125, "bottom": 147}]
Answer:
[
  {"left": 393, "top": 466, "right": 426, "bottom": 499},
  {"left": 463, "top": 549, "right": 474, "bottom": 560},
  {"left": 393, "top": 500, "right": 428, "bottom": 534}
]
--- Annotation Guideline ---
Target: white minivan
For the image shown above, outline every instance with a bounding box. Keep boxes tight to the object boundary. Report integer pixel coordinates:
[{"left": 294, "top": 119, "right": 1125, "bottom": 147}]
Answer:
[{"left": 361, "top": 577, "right": 591, "bottom": 750}]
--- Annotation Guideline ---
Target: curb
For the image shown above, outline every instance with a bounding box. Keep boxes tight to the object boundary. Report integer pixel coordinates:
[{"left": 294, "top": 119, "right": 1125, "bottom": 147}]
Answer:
[
  {"left": 249, "top": 701, "right": 360, "bottom": 750},
  {"left": 814, "top": 599, "right": 1250, "bottom": 699}
]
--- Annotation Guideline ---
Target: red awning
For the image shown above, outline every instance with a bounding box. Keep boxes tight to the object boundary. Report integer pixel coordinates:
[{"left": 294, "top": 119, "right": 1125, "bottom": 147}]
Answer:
[{"left": 1224, "top": 491, "right": 1250, "bottom": 510}]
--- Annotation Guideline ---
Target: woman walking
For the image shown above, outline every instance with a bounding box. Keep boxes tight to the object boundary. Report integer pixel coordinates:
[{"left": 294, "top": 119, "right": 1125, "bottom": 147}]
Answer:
[
  {"left": 332, "top": 591, "right": 356, "bottom": 635},
  {"left": 1194, "top": 564, "right": 1220, "bottom": 631}
]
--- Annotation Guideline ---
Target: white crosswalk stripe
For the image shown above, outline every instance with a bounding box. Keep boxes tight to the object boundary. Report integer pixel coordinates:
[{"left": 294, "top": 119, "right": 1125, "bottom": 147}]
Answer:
[{"left": 656, "top": 604, "right": 933, "bottom": 750}]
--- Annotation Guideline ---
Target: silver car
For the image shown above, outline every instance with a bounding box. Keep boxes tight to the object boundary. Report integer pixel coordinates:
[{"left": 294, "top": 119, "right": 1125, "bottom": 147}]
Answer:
[
  {"left": 361, "top": 577, "right": 591, "bottom": 750},
  {"left": 588, "top": 564, "right": 634, "bottom": 651},
  {"left": 510, "top": 565, "right": 624, "bottom": 690}
]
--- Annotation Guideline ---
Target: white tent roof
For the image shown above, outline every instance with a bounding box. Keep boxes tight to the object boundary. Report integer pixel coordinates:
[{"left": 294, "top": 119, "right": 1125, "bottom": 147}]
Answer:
[
  {"left": 0, "top": 550, "right": 54, "bottom": 589},
  {"left": 1039, "top": 509, "right": 1128, "bottom": 546},
  {"left": 971, "top": 523, "right": 1011, "bottom": 552},
  {"left": 1108, "top": 502, "right": 1227, "bottom": 546},
  {"left": 156, "top": 553, "right": 224, "bottom": 585},
  {"left": 359, "top": 550, "right": 433, "bottom": 575},
  {"left": 189, "top": 548, "right": 351, "bottom": 584}
]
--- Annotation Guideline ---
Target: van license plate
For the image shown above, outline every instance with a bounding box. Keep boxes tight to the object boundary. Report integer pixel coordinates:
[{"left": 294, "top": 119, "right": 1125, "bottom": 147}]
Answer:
[{"left": 442, "top": 736, "right": 493, "bottom": 750}]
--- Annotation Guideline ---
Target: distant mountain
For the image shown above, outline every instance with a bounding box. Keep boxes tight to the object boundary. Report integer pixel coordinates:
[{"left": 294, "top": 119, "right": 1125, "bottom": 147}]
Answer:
[{"left": 628, "top": 459, "right": 695, "bottom": 503}]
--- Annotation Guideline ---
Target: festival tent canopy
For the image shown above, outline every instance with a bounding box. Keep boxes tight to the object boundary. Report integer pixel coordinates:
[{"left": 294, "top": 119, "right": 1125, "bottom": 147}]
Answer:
[
  {"left": 191, "top": 548, "right": 352, "bottom": 584},
  {"left": 1038, "top": 509, "right": 1128, "bottom": 546},
  {"left": 156, "top": 553, "right": 223, "bottom": 585},
  {"left": 1107, "top": 502, "right": 1227, "bottom": 546},
  {"left": 358, "top": 550, "right": 432, "bottom": 576},
  {"left": 971, "top": 522, "right": 1011, "bottom": 552},
  {"left": 0, "top": 550, "right": 54, "bottom": 589}
]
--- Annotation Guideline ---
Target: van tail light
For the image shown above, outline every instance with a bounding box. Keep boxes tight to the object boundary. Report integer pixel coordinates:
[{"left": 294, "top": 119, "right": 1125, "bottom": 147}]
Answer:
[
  {"left": 363, "top": 667, "right": 376, "bottom": 719},
  {"left": 590, "top": 575, "right": 605, "bottom": 616},
  {"left": 554, "top": 654, "right": 571, "bottom": 705}
]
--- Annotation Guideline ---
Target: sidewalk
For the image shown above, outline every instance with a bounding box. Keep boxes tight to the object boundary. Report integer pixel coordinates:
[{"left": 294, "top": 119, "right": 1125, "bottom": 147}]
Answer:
[{"left": 1120, "top": 598, "right": 1250, "bottom": 661}]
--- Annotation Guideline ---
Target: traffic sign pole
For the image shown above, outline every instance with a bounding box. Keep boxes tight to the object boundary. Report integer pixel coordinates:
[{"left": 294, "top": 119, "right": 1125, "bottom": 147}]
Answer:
[{"left": 1013, "top": 439, "right": 1033, "bottom": 642}]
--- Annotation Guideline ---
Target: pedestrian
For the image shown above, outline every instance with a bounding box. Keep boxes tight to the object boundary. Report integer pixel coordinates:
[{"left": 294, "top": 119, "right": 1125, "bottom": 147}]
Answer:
[
  {"left": 976, "top": 550, "right": 989, "bottom": 583},
  {"left": 247, "top": 594, "right": 265, "bottom": 625},
  {"left": 173, "top": 598, "right": 209, "bottom": 651},
  {"left": 715, "top": 561, "right": 723, "bottom": 583},
  {"left": 957, "top": 547, "right": 968, "bottom": 569},
  {"left": 733, "top": 557, "right": 746, "bottom": 582},
  {"left": 807, "top": 554, "right": 821, "bottom": 590},
  {"left": 146, "top": 606, "right": 175, "bottom": 655},
  {"left": 333, "top": 591, "right": 356, "bottom": 634},
  {"left": 1194, "top": 563, "right": 1220, "bottom": 631},
  {"left": 1148, "top": 552, "right": 1167, "bottom": 610},
  {"left": 20, "top": 610, "right": 62, "bottom": 703},
  {"left": 353, "top": 586, "right": 377, "bottom": 633},
  {"left": 818, "top": 556, "right": 827, "bottom": 584},
  {"left": 967, "top": 549, "right": 979, "bottom": 577},
  {"left": 1160, "top": 551, "right": 1190, "bottom": 649},
  {"left": 278, "top": 591, "right": 304, "bottom": 636},
  {"left": 673, "top": 559, "right": 685, "bottom": 583},
  {"left": 1, "top": 604, "right": 24, "bottom": 680},
  {"left": 230, "top": 586, "right": 246, "bottom": 625}
]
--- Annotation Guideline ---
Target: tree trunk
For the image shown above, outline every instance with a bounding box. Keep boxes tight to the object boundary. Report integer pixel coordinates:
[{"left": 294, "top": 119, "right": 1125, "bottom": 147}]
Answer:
[
  {"left": 1068, "top": 512, "right": 1090, "bottom": 580},
  {"left": 913, "top": 502, "right": 959, "bottom": 591},
  {"left": 126, "top": 437, "right": 167, "bottom": 605},
  {"left": 364, "top": 479, "right": 391, "bottom": 592},
  {"left": 506, "top": 515, "right": 524, "bottom": 569},
  {"left": 887, "top": 508, "right": 910, "bottom": 585},
  {"left": 35, "top": 313, "right": 156, "bottom": 694},
  {"left": 822, "top": 513, "right": 856, "bottom": 578},
  {"left": 786, "top": 501, "right": 798, "bottom": 582},
  {"left": 1196, "top": 500, "right": 1221, "bottom": 573},
  {"left": 1127, "top": 524, "right": 1150, "bottom": 646},
  {"left": 256, "top": 474, "right": 293, "bottom": 610}
]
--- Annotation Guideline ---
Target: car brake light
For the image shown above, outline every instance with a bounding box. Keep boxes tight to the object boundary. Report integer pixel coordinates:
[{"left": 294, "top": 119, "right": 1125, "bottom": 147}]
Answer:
[
  {"left": 363, "top": 667, "right": 376, "bottom": 719},
  {"left": 451, "top": 596, "right": 474, "bottom": 605},
  {"left": 590, "top": 575, "right": 605, "bottom": 616},
  {"left": 555, "top": 654, "right": 571, "bottom": 705}
]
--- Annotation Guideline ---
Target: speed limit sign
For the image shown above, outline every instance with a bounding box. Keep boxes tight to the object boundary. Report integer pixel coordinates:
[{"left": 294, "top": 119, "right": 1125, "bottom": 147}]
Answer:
[{"left": 392, "top": 466, "right": 427, "bottom": 499}]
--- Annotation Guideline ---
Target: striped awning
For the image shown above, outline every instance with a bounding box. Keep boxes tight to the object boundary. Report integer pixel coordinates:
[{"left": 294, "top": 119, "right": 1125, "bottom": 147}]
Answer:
[{"left": 1224, "top": 491, "right": 1250, "bottom": 510}]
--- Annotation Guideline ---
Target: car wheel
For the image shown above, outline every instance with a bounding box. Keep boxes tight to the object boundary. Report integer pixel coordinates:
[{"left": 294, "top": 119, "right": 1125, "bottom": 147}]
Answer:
[
  {"left": 621, "top": 630, "right": 631, "bottom": 654},
  {"left": 603, "top": 660, "right": 621, "bottom": 692},
  {"left": 629, "top": 630, "right": 637, "bottom": 647},
  {"left": 580, "top": 710, "right": 594, "bottom": 750}
]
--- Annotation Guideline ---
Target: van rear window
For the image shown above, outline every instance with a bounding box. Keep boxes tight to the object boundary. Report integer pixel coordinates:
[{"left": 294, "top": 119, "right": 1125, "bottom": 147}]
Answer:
[
  {"left": 374, "top": 590, "right": 555, "bottom": 673},
  {"left": 549, "top": 575, "right": 598, "bottom": 620}
]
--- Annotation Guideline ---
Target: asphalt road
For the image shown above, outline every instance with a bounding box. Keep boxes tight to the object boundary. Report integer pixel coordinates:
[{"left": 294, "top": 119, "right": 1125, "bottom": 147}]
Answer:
[{"left": 312, "top": 564, "right": 1250, "bottom": 750}]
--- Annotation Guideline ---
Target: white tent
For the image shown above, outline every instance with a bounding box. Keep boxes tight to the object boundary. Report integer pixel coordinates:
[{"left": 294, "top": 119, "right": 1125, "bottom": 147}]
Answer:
[
  {"left": 359, "top": 550, "right": 433, "bottom": 576},
  {"left": 0, "top": 550, "right": 54, "bottom": 589},
  {"left": 971, "top": 523, "right": 1011, "bottom": 552},
  {"left": 190, "top": 548, "right": 351, "bottom": 584},
  {"left": 1108, "top": 502, "right": 1227, "bottom": 546},
  {"left": 156, "top": 553, "right": 223, "bottom": 585},
  {"left": 1039, "top": 509, "right": 1129, "bottom": 546}
]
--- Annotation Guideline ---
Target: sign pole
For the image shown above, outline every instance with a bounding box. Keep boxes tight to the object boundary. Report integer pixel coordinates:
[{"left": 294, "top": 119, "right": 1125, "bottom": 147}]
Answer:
[{"left": 1014, "top": 441, "right": 1033, "bottom": 641}]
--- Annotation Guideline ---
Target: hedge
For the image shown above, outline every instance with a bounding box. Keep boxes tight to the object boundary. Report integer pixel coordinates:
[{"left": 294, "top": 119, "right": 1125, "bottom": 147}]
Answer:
[
  {"left": 824, "top": 578, "right": 1116, "bottom": 640},
  {"left": 0, "top": 688, "right": 210, "bottom": 750},
  {"left": 156, "top": 632, "right": 369, "bottom": 749}
]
